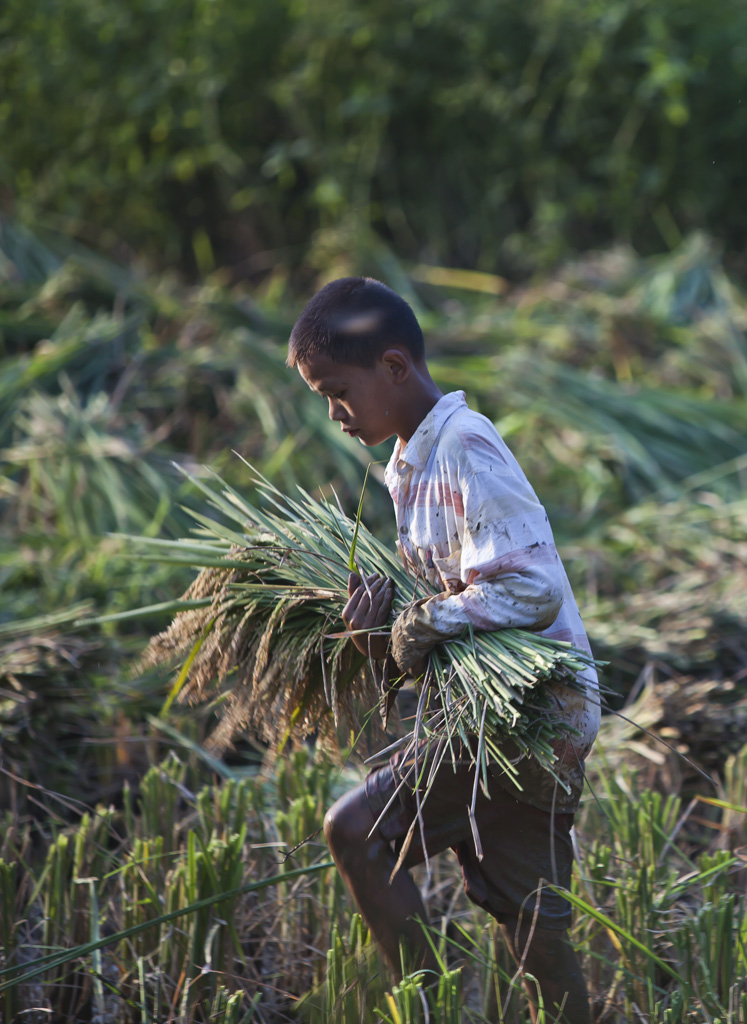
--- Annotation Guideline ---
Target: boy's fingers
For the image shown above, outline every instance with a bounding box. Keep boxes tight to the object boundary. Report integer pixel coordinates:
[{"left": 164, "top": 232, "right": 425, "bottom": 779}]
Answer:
[
  {"left": 372, "top": 579, "right": 394, "bottom": 611},
  {"left": 342, "top": 592, "right": 360, "bottom": 624},
  {"left": 344, "top": 578, "right": 381, "bottom": 620},
  {"left": 343, "top": 577, "right": 393, "bottom": 629},
  {"left": 366, "top": 577, "right": 391, "bottom": 605},
  {"left": 342, "top": 582, "right": 371, "bottom": 624},
  {"left": 366, "top": 581, "right": 394, "bottom": 625},
  {"left": 348, "top": 573, "right": 389, "bottom": 602}
]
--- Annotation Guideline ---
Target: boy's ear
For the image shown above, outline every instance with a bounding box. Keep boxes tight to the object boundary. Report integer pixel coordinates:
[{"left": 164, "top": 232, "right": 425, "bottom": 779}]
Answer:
[{"left": 380, "top": 348, "right": 411, "bottom": 383}]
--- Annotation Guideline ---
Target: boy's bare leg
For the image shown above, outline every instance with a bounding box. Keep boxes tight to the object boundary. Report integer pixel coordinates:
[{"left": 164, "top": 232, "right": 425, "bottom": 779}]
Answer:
[
  {"left": 499, "top": 917, "right": 591, "bottom": 1024},
  {"left": 324, "top": 783, "right": 438, "bottom": 981}
]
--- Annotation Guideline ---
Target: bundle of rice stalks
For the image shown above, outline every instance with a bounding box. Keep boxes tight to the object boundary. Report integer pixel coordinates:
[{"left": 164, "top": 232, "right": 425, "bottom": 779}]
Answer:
[{"left": 134, "top": 462, "right": 597, "bottom": 790}]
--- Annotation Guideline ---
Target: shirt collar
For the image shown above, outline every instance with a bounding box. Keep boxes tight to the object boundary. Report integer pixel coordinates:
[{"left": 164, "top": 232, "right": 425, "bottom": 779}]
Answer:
[{"left": 390, "top": 391, "right": 466, "bottom": 473}]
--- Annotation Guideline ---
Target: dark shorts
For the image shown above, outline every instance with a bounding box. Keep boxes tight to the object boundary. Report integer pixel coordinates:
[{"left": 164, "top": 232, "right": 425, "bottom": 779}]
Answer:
[{"left": 365, "top": 740, "right": 575, "bottom": 930}]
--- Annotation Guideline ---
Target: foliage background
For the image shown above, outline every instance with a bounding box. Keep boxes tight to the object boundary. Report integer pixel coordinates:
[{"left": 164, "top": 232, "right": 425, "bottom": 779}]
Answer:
[{"left": 2, "top": 0, "right": 747, "bottom": 274}]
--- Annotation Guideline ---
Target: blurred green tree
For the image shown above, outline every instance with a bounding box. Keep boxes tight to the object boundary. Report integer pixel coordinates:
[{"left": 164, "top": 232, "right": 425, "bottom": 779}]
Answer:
[{"left": 1, "top": 0, "right": 746, "bottom": 273}]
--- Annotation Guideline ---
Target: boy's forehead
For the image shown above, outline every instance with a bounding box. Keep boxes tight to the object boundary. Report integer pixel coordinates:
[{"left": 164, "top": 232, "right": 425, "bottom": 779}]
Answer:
[{"left": 297, "top": 353, "right": 351, "bottom": 391}]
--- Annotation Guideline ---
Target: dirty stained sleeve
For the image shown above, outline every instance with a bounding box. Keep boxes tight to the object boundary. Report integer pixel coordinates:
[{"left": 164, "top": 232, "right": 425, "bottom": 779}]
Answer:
[{"left": 391, "top": 467, "right": 565, "bottom": 673}]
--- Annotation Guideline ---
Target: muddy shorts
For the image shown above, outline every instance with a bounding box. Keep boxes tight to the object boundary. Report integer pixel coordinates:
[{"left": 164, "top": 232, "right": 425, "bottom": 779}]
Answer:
[{"left": 365, "top": 740, "right": 575, "bottom": 930}]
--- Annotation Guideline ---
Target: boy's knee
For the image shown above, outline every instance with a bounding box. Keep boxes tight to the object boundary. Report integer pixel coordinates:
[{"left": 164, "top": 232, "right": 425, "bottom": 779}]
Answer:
[
  {"left": 323, "top": 787, "right": 375, "bottom": 859},
  {"left": 323, "top": 803, "right": 346, "bottom": 851}
]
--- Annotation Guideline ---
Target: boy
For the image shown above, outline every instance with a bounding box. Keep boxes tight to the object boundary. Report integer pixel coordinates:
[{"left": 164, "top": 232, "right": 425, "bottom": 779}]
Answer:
[{"left": 287, "top": 277, "right": 600, "bottom": 1023}]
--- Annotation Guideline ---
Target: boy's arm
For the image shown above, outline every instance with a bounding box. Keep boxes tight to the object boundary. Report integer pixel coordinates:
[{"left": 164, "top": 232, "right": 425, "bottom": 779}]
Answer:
[
  {"left": 391, "top": 460, "right": 566, "bottom": 673},
  {"left": 388, "top": 567, "right": 561, "bottom": 672}
]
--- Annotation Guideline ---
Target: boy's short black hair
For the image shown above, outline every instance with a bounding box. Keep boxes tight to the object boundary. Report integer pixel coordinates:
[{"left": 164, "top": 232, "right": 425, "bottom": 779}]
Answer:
[{"left": 287, "top": 277, "right": 424, "bottom": 368}]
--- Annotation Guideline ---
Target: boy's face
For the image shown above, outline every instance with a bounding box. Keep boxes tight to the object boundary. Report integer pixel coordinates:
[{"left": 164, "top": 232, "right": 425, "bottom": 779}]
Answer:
[{"left": 297, "top": 352, "right": 402, "bottom": 447}]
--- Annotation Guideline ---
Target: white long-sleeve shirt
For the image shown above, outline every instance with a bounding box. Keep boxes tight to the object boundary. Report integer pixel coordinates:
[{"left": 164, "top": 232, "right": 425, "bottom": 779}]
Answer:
[{"left": 385, "top": 390, "right": 601, "bottom": 811}]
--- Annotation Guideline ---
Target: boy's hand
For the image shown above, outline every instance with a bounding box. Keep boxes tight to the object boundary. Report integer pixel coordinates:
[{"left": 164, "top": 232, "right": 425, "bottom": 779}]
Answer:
[
  {"left": 343, "top": 572, "right": 393, "bottom": 660},
  {"left": 390, "top": 597, "right": 440, "bottom": 679}
]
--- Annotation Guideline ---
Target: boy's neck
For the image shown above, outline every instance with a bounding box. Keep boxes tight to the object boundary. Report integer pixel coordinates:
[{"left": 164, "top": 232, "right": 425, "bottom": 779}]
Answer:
[{"left": 396, "top": 367, "right": 443, "bottom": 445}]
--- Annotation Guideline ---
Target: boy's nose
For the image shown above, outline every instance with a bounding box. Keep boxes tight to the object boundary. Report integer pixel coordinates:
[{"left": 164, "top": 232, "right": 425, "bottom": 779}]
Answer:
[{"left": 328, "top": 399, "right": 345, "bottom": 421}]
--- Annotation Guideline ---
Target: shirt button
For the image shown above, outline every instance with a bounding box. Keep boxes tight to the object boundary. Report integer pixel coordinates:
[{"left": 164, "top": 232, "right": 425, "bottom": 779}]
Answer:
[{"left": 400, "top": 525, "right": 408, "bottom": 535}]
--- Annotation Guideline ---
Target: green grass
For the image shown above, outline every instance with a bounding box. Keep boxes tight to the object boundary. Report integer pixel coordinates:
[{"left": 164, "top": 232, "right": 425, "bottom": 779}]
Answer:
[{"left": 0, "top": 746, "right": 745, "bottom": 1021}]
